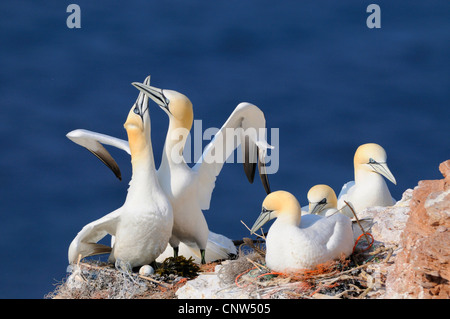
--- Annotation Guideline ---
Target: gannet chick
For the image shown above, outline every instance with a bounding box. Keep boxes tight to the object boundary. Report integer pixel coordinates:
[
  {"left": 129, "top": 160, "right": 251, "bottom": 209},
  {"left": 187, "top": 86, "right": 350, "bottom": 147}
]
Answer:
[
  {"left": 133, "top": 81, "right": 272, "bottom": 264},
  {"left": 68, "top": 77, "right": 173, "bottom": 268},
  {"left": 250, "top": 191, "right": 354, "bottom": 272},
  {"left": 337, "top": 143, "right": 397, "bottom": 215}
]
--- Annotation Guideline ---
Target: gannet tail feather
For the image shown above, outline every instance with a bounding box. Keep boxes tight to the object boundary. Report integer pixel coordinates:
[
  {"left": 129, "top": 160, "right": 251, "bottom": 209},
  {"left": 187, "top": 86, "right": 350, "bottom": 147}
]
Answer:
[
  {"left": 66, "top": 129, "right": 130, "bottom": 180},
  {"left": 75, "top": 243, "right": 112, "bottom": 261},
  {"left": 204, "top": 231, "right": 237, "bottom": 261}
]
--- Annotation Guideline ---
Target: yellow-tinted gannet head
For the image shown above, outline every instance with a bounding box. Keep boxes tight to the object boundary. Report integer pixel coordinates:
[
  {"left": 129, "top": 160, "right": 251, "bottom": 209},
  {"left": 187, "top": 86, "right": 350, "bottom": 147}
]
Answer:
[
  {"left": 124, "top": 76, "right": 152, "bottom": 158},
  {"left": 353, "top": 143, "right": 396, "bottom": 185},
  {"left": 132, "top": 82, "right": 194, "bottom": 131},
  {"left": 307, "top": 184, "right": 338, "bottom": 215},
  {"left": 250, "top": 190, "right": 302, "bottom": 234}
]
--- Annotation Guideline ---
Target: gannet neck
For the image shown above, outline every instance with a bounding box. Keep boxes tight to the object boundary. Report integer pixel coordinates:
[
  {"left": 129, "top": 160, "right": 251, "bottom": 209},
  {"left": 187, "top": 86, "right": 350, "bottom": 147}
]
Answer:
[
  {"left": 354, "top": 165, "right": 385, "bottom": 185},
  {"left": 124, "top": 104, "right": 160, "bottom": 198},
  {"left": 124, "top": 107, "right": 154, "bottom": 165},
  {"left": 129, "top": 138, "right": 156, "bottom": 179},
  {"left": 160, "top": 116, "right": 192, "bottom": 170},
  {"left": 168, "top": 108, "right": 194, "bottom": 133}
]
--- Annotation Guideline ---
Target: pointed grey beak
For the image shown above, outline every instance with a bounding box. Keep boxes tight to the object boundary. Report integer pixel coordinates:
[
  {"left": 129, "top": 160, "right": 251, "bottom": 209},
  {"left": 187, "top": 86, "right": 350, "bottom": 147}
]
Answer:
[
  {"left": 250, "top": 207, "right": 273, "bottom": 234},
  {"left": 133, "top": 76, "right": 151, "bottom": 118},
  {"left": 369, "top": 161, "right": 397, "bottom": 185},
  {"left": 132, "top": 82, "right": 170, "bottom": 114},
  {"left": 309, "top": 201, "right": 327, "bottom": 215}
]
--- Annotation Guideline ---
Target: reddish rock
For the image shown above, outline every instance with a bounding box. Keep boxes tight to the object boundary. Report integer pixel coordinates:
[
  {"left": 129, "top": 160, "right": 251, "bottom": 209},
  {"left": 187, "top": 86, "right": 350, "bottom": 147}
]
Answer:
[{"left": 385, "top": 160, "right": 450, "bottom": 298}]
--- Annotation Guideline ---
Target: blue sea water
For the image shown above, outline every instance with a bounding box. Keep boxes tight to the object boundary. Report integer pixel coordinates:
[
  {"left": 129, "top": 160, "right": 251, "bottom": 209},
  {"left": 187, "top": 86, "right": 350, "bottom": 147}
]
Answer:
[{"left": 0, "top": 1, "right": 448, "bottom": 298}]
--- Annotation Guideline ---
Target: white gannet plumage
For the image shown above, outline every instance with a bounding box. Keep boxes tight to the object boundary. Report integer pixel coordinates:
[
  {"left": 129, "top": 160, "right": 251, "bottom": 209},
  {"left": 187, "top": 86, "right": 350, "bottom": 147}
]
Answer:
[
  {"left": 68, "top": 76, "right": 173, "bottom": 268},
  {"left": 306, "top": 184, "right": 374, "bottom": 241},
  {"left": 250, "top": 190, "right": 354, "bottom": 272},
  {"left": 66, "top": 131, "right": 238, "bottom": 264},
  {"left": 337, "top": 143, "right": 397, "bottom": 216},
  {"left": 66, "top": 79, "right": 272, "bottom": 264},
  {"left": 132, "top": 81, "right": 272, "bottom": 263},
  {"left": 306, "top": 184, "right": 341, "bottom": 217}
]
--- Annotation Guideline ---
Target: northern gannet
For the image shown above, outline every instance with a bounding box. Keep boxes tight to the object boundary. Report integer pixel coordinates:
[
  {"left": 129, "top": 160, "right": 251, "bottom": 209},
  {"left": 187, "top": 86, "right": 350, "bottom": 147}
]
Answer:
[
  {"left": 68, "top": 76, "right": 173, "bottom": 268},
  {"left": 250, "top": 191, "right": 354, "bottom": 272},
  {"left": 132, "top": 81, "right": 272, "bottom": 264},
  {"left": 67, "top": 125, "right": 237, "bottom": 264},
  {"left": 66, "top": 81, "right": 271, "bottom": 264},
  {"left": 306, "top": 184, "right": 374, "bottom": 241},
  {"left": 67, "top": 129, "right": 241, "bottom": 263},
  {"left": 337, "top": 143, "right": 397, "bottom": 216},
  {"left": 251, "top": 191, "right": 354, "bottom": 271},
  {"left": 306, "top": 184, "right": 341, "bottom": 217}
]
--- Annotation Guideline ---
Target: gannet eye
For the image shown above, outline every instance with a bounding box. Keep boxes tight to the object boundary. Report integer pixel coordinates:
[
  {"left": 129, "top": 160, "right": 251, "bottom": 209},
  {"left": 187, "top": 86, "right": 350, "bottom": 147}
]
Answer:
[
  {"left": 262, "top": 206, "right": 273, "bottom": 214},
  {"left": 133, "top": 106, "right": 140, "bottom": 115},
  {"left": 161, "top": 90, "right": 170, "bottom": 106},
  {"left": 318, "top": 198, "right": 327, "bottom": 205},
  {"left": 369, "top": 158, "right": 376, "bottom": 164}
]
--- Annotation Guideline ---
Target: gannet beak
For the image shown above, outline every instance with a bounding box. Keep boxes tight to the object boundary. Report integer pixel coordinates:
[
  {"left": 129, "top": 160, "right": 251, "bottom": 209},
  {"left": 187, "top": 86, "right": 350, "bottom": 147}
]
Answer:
[
  {"left": 250, "top": 207, "right": 273, "bottom": 234},
  {"left": 309, "top": 199, "right": 327, "bottom": 215},
  {"left": 368, "top": 161, "right": 397, "bottom": 185},
  {"left": 132, "top": 82, "right": 170, "bottom": 114},
  {"left": 133, "top": 76, "right": 151, "bottom": 119}
]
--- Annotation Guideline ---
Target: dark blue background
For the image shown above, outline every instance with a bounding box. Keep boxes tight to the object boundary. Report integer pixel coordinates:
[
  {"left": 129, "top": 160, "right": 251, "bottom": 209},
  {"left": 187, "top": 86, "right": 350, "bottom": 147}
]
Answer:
[{"left": 0, "top": 1, "right": 448, "bottom": 298}]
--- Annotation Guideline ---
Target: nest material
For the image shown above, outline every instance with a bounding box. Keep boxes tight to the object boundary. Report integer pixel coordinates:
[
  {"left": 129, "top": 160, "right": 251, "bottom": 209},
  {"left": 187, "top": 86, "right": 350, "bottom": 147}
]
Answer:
[
  {"left": 46, "top": 258, "right": 189, "bottom": 299},
  {"left": 48, "top": 231, "right": 394, "bottom": 299},
  {"left": 155, "top": 256, "right": 200, "bottom": 279},
  {"left": 216, "top": 237, "right": 395, "bottom": 299}
]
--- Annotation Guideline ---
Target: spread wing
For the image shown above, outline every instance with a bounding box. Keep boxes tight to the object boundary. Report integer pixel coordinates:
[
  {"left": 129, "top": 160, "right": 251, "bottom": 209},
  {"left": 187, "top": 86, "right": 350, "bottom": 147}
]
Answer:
[
  {"left": 192, "top": 102, "right": 273, "bottom": 210},
  {"left": 68, "top": 208, "right": 122, "bottom": 263},
  {"left": 66, "top": 129, "right": 130, "bottom": 180},
  {"left": 66, "top": 76, "right": 150, "bottom": 180}
]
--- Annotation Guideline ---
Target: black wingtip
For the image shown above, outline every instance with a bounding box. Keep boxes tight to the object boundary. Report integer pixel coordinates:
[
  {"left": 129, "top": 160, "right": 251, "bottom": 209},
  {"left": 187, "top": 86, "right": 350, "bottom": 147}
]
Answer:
[
  {"left": 258, "top": 159, "right": 271, "bottom": 194},
  {"left": 257, "top": 147, "right": 271, "bottom": 194},
  {"left": 243, "top": 162, "right": 256, "bottom": 184},
  {"left": 242, "top": 135, "right": 257, "bottom": 184},
  {"left": 89, "top": 149, "right": 123, "bottom": 182},
  {"left": 110, "top": 165, "right": 122, "bottom": 181}
]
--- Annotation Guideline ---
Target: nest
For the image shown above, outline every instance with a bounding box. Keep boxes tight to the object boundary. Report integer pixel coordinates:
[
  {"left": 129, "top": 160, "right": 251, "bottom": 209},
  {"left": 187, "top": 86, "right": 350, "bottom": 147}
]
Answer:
[
  {"left": 48, "top": 213, "right": 395, "bottom": 299},
  {"left": 216, "top": 235, "right": 395, "bottom": 299},
  {"left": 209, "top": 206, "right": 396, "bottom": 299},
  {"left": 46, "top": 257, "right": 194, "bottom": 299}
]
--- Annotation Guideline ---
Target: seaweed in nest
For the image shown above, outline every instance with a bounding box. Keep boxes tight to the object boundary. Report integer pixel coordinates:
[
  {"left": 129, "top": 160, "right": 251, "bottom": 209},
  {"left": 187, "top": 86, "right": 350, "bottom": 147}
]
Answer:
[{"left": 155, "top": 256, "right": 200, "bottom": 279}]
